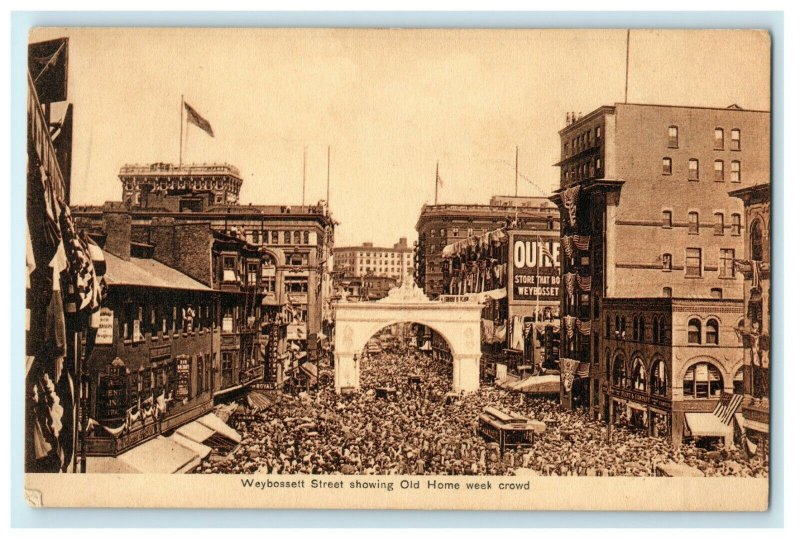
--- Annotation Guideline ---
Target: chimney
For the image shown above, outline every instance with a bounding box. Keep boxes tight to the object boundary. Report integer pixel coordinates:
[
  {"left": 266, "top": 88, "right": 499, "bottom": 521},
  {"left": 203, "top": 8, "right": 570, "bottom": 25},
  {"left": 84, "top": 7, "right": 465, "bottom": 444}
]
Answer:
[{"left": 102, "top": 202, "right": 131, "bottom": 261}]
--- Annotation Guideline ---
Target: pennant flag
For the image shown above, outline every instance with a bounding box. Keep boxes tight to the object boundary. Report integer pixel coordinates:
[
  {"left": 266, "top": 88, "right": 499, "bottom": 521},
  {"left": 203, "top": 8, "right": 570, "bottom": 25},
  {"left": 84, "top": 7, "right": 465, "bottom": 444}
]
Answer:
[
  {"left": 184, "top": 101, "right": 215, "bottom": 137},
  {"left": 561, "top": 236, "right": 574, "bottom": 259},
  {"left": 560, "top": 358, "right": 581, "bottom": 392},
  {"left": 713, "top": 391, "right": 744, "bottom": 425}
]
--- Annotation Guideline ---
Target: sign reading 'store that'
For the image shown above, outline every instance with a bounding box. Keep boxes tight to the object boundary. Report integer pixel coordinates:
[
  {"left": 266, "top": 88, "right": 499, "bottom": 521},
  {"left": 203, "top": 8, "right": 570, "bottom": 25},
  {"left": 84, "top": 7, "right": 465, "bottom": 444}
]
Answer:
[{"left": 510, "top": 236, "right": 561, "bottom": 302}]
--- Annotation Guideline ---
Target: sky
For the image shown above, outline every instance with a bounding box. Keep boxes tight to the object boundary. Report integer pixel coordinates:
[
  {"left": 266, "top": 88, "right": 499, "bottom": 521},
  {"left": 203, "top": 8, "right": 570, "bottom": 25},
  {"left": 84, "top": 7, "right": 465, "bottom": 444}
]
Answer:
[{"left": 30, "top": 28, "right": 771, "bottom": 247}]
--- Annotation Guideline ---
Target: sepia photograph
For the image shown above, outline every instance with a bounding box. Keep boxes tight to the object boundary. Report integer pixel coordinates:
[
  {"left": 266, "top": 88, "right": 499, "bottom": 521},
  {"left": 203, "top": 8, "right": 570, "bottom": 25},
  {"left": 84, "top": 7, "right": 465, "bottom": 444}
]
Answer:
[{"left": 22, "top": 26, "right": 772, "bottom": 511}]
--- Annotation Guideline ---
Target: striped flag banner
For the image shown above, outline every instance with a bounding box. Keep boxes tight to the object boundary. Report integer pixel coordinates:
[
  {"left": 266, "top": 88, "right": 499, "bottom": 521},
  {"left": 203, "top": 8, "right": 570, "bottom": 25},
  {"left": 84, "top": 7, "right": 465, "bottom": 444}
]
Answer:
[
  {"left": 576, "top": 362, "right": 590, "bottom": 378},
  {"left": 572, "top": 235, "right": 591, "bottom": 251},
  {"left": 713, "top": 391, "right": 744, "bottom": 425}
]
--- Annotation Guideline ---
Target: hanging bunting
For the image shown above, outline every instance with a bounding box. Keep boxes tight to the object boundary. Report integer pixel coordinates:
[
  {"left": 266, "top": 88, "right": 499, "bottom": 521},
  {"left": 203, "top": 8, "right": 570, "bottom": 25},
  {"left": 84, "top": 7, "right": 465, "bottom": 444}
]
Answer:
[
  {"left": 563, "top": 315, "right": 576, "bottom": 339},
  {"left": 561, "top": 236, "right": 574, "bottom": 260},
  {"left": 564, "top": 272, "right": 577, "bottom": 298},
  {"left": 577, "top": 274, "right": 592, "bottom": 292},
  {"left": 560, "top": 358, "right": 581, "bottom": 392},
  {"left": 560, "top": 185, "right": 581, "bottom": 227},
  {"left": 576, "top": 319, "right": 592, "bottom": 336}
]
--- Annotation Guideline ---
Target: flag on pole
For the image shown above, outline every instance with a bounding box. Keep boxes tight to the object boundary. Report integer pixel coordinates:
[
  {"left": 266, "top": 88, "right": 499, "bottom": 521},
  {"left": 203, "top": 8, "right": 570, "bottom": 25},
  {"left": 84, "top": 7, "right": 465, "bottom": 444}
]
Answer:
[
  {"left": 184, "top": 101, "right": 214, "bottom": 137},
  {"left": 713, "top": 391, "right": 744, "bottom": 425}
]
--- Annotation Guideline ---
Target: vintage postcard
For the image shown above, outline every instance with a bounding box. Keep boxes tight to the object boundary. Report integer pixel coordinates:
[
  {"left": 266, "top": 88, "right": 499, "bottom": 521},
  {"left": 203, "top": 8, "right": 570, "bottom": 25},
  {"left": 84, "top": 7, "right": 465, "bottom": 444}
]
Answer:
[{"left": 24, "top": 27, "right": 771, "bottom": 511}]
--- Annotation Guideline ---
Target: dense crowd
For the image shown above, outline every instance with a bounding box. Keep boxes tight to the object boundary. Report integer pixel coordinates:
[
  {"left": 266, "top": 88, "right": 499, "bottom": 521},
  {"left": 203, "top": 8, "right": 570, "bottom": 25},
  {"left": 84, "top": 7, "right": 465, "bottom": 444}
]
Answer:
[{"left": 198, "top": 350, "right": 768, "bottom": 477}]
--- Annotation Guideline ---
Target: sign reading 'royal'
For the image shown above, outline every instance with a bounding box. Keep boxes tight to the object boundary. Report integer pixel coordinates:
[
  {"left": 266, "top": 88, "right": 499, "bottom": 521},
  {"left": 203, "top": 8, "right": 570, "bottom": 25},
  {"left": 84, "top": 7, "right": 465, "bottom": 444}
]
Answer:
[{"left": 510, "top": 236, "right": 561, "bottom": 302}]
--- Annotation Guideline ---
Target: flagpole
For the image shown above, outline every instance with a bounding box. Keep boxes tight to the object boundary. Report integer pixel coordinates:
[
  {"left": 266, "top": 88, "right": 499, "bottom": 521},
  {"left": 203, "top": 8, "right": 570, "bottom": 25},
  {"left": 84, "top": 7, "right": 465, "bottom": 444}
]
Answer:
[
  {"left": 515, "top": 146, "right": 519, "bottom": 198},
  {"left": 624, "top": 30, "right": 631, "bottom": 104},
  {"left": 302, "top": 146, "right": 307, "bottom": 207},
  {"left": 326, "top": 145, "right": 331, "bottom": 211},
  {"left": 435, "top": 161, "right": 439, "bottom": 205},
  {"left": 179, "top": 95, "right": 184, "bottom": 172}
]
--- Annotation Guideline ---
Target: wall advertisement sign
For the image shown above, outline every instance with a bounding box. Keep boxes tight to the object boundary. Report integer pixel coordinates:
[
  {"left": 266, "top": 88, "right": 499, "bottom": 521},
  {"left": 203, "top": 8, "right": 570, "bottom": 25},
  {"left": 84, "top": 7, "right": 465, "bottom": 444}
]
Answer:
[{"left": 510, "top": 235, "right": 561, "bottom": 302}]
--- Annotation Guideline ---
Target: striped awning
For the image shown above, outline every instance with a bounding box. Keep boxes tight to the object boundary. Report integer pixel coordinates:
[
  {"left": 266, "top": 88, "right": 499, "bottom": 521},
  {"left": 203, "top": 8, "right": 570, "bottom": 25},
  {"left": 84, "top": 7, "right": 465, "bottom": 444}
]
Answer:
[{"left": 684, "top": 413, "right": 732, "bottom": 438}]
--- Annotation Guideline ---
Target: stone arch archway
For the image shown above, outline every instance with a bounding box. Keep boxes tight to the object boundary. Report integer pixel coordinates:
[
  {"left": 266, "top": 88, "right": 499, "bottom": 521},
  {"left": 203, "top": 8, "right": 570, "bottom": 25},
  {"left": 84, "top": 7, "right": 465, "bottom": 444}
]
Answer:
[{"left": 333, "top": 279, "right": 484, "bottom": 393}]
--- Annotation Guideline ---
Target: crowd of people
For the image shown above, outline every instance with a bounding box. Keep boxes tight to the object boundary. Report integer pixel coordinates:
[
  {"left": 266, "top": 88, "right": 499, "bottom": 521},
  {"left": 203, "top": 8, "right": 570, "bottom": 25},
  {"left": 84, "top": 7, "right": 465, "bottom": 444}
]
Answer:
[{"left": 197, "top": 349, "right": 768, "bottom": 477}]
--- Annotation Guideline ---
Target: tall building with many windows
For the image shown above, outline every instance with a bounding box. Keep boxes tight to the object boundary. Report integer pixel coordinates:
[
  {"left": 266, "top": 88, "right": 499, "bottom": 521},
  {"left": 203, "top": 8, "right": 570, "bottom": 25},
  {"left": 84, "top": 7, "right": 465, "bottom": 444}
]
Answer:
[
  {"left": 551, "top": 103, "right": 770, "bottom": 446},
  {"left": 73, "top": 163, "right": 336, "bottom": 359},
  {"left": 333, "top": 237, "right": 413, "bottom": 280},
  {"left": 414, "top": 196, "right": 559, "bottom": 298}
]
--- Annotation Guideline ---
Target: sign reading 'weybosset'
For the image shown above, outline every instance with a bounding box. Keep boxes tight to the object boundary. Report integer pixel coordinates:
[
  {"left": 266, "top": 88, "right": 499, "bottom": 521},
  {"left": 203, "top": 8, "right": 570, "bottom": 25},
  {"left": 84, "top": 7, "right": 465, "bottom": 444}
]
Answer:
[{"left": 510, "top": 236, "right": 561, "bottom": 302}]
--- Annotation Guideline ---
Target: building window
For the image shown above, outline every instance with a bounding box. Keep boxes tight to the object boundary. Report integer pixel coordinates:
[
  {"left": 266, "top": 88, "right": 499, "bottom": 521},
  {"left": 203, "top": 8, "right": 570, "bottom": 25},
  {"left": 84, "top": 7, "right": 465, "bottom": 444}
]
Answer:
[
  {"left": 612, "top": 356, "right": 628, "bottom": 388},
  {"left": 605, "top": 315, "right": 611, "bottom": 338},
  {"left": 246, "top": 262, "right": 259, "bottom": 286},
  {"left": 663, "top": 287, "right": 672, "bottom": 298},
  {"left": 688, "top": 158, "right": 699, "bottom": 181},
  {"left": 662, "top": 157, "right": 672, "bottom": 175},
  {"left": 668, "top": 126, "right": 679, "bottom": 148},
  {"left": 687, "top": 318, "right": 702, "bottom": 344},
  {"left": 731, "top": 129, "right": 741, "bottom": 151},
  {"left": 631, "top": 358, "right": 647, "bottom": 391},
  {"left": 683, "top": 362, "right": 723, "bottom": 399},
  {"left": 714, "top": 212, "right": 724, "bottom": 235},
  {"left": 719, "top": 249, "right": 735, "bottom": 278},
  {"left": 711, "top": 287, "right": 723, "bottom": 299},
  {"left": 662, "top": 253, "right": 672, "bottom": 271},
  {"left": 731, "top": 160, "right": 741, "bottom": 183},
  {"left": 662, "top": 210, "right": 672, "bottom": 228},
  {"left": 688, "top": 212, "right": 699, "bottom": 234},
  {"left": 705, "top": 319, "right": 719, "bottom": 345},
  {"left": 714, "top": 160, "right": 724, "bottom": 182},
  {"left": 440, "top": 229, "right": 445, "bottom": 237},
  {"left": 685, "top": 248, "right": 702, "bottom": 277},
  {"left": 294, "top": 231, "right": 301, "bottom": 244},
  {"left": 284, "top": 231, "right": 291, "bottom": 244},
  {"left": 222, "top": 256, "right": 237, "bottom": 282},
  {"left": 633, "top": 315, "right": 640, "bottom": 341},
  {"left": 714, "top": 128, "right": 724, "bottom": 150},
  {"left": 651, "top": 359, "right": 668, "bottom": 396},
  {"left": 751, "top": 220, "right": 764, "bottom": 261},
  {"left": 731, "top": 213, "right": 742, "bottom": 236},
  {"left": 303, "top": 231, "right": 310, "bottom": 244}
]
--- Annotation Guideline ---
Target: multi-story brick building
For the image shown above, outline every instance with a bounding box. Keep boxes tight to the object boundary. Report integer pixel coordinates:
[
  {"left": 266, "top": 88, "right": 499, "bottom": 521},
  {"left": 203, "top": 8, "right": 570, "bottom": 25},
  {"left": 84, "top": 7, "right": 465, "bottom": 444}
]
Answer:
[
  {"left": 333, "top": 237, "right": 413, "bottom": 281},
  {"left": 73, "top": 162, "right": 336, "bottom": 356},
  {"left": 551, "top": 102, "right": 770, "bottom": 446},
  {"left": 415, "top": 196, "right": 558, "bottom": 298}
]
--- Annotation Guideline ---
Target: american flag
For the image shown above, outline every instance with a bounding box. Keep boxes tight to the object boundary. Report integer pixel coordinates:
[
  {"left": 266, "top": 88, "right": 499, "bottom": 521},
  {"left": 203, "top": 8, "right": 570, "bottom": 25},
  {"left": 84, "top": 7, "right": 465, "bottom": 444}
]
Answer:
[
  {"left": 576, "top": 362, "right": 590, "bottom": 378},
  {"left": 713, "top": 391, "right": 744, "bottom": 425}
]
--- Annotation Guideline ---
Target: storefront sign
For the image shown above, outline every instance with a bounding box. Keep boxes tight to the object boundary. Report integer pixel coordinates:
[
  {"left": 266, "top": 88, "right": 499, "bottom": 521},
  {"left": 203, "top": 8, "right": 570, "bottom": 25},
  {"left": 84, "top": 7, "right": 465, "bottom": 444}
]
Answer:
[
  {"left": 176, "top": 356, "right": 191, "bottom": 399},
  {"left": 609, "top": 387, "right": 671, "bottom": 411},
  {"left": 95, "top": 307, "right": 114, "bottom": 345},
  {"left": 510, "top": 236, "right": 561, "bottom": 302}
]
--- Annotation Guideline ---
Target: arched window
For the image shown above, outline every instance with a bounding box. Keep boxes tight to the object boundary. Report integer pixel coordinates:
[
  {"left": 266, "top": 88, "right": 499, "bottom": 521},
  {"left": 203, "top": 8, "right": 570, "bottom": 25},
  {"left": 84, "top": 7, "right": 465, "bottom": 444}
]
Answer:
[
  {"left": 612, "top": 355, "right": 628, "bottom": 388},
  {"left": 662, "top": 316, "right": 671, "bottom": 344},
  {"left": 294, "top": 231, "right": 301, "bottom": 245},
  {"left": 632, "top": 316, "right": 640, "bottom": 341},
  {"left": 751, "top": 220, "right": 764, "bottom": 261},
  {"left": 652, "top": 315, "right": 661, "bottom": 344},
  {"left": 651, "top": 359, "right": 668, "bottom": 396},
  {"left": 733, "top": 367, "right": 745, "bottom": 395},
  {"left": 283, "top": 231, "right": 291, "bottom": 244},
  {"left": 705, "top": 319, "right": 719, "bottom": 345},
  {"left": 688, "top": 318, "right": 702, "bottom": 344},
  {"left": 668, "top": 126, "right": 679, "bottom": 148},
  {"left": 639, "top": 316, "right": 646, "bottom": 343},
  {"left": 615, "top": 316, "right": 620, "bottom": 335},
  {"left": 605, "top": 315, "right": 611, "bottom": 338},
  {"left": 631, "top": 357, "right": 647, "bottom": 391},
  {"left": 714, "top": 127, "right": 724, "bottom": 150},
  {"left": 620, "top": 316, "right": 627, "bottom": 338},
  {"left": 683, "top": 362, "right": 723, "bottom": 399}
]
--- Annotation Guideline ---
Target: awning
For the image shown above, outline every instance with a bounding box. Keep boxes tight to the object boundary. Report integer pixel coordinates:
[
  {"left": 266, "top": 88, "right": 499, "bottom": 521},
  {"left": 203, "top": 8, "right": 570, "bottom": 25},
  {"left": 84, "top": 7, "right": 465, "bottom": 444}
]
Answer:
[
  {"left": 684, "top": 413, "right": 732, "bottom": 438},
  {"left": 169, "top": 432, "right": 212, "bottom": 460},
  {"left": 117, "top": 435, "right": 201, "bottom": 474},
  {"left": 300, "top": 362, "right": 318, "bottom": 379},
  {"left": 512, "top": 375, "right": 561, "bottom": 394},
  {"left": 197, "top": 412, "right": 242, "bottom": 444}
]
